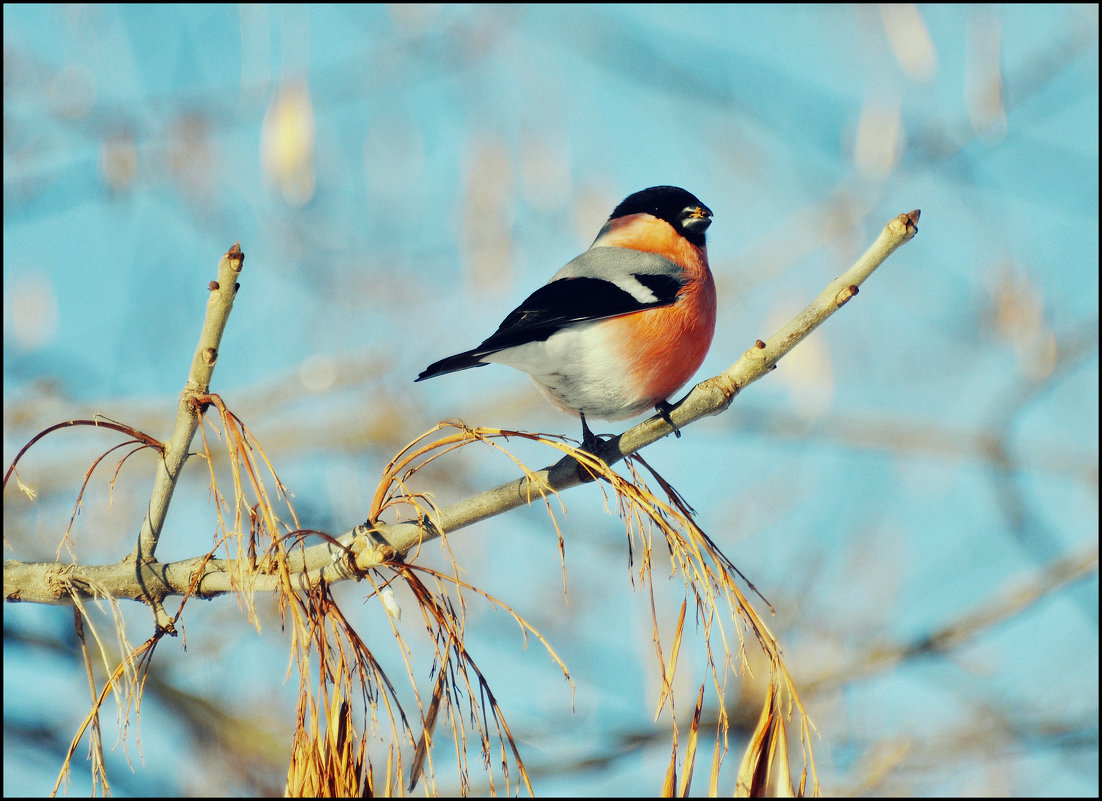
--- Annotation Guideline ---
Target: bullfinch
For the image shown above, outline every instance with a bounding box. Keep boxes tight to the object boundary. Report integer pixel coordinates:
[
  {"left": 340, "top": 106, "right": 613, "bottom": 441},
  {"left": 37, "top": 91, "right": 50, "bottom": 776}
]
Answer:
[{"left": 417, "top": 185, "right": 716, "bottom": 446}]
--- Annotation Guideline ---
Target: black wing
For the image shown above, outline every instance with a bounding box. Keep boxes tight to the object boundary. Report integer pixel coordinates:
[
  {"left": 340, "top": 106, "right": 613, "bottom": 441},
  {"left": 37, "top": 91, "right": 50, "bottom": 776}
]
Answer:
[{"left": 416, "top": 272, "right": 683, "bottom": 381}]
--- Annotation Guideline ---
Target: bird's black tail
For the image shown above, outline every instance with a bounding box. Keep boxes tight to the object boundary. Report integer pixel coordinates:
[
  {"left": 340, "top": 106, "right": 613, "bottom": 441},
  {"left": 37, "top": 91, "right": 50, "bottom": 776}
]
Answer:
[{"left": 416, "top": 351, "right": 491, "bottom": 382}]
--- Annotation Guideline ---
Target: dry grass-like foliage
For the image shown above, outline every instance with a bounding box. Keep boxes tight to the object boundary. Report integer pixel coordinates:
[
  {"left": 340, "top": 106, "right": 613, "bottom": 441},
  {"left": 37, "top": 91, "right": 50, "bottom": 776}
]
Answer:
[
  {"left": 195, "top": 412, "right": 577, "bottom": 796},
  {"left": 287, "top": 420, "right": 818, "bottom": 796},
  {"left": 33, "top": 404, "right": 817, "bottom": 796}
]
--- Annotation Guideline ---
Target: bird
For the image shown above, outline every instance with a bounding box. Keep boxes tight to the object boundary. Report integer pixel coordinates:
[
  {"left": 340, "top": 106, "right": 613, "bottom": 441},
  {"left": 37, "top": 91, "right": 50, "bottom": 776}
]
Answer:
[{"left": 417, "top": 185, "right": 717, "bottom": 448}]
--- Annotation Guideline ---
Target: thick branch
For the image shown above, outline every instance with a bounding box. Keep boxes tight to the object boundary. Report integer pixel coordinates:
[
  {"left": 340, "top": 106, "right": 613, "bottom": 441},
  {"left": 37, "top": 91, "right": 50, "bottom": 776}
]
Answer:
[{"left": 352, "top": 210, "right": 922, "bottom": 563}]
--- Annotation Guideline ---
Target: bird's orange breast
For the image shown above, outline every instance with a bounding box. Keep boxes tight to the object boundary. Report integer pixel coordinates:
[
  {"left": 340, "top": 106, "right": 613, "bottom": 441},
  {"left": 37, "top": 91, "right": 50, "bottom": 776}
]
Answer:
[{"left": 596, "top": 214, "right": 717, "bottom": 406}]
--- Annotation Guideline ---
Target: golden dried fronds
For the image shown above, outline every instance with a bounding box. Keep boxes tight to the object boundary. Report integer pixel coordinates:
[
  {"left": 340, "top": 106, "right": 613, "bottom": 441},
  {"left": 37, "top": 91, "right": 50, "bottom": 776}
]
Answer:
[
  {"left": 282, "top": 423, "right": 575, "bottom": 796},
  {"left": 42, "top": 403, "right": 818, "bottom": 797},
  {"left": 606, "top": 452, "right": 820, "bottom": 797},
  {"left": 344, "top": 422, "right": 820, "bottom": 796}
]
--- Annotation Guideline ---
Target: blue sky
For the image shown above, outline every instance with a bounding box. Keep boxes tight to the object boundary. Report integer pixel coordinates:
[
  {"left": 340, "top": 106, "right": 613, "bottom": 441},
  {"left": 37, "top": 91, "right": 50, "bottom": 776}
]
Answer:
[{"left": 4, "top": 4, "right": 1098, "bottom": 796}]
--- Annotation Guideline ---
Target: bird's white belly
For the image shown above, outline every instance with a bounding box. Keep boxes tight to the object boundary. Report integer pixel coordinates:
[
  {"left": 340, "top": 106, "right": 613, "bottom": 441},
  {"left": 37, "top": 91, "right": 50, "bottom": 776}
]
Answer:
[{"left": 484, "top": 322, "right": 649, "bottom": 420}]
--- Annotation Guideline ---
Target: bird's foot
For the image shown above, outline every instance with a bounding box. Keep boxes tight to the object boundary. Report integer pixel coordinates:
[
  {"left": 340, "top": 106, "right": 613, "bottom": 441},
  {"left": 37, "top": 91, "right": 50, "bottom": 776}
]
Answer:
[
  {"left": 579, "top": 413, "right": 609, "bottom": 454},
  {"left": 654, "top": 400, "right": 681, "bottom": 438}
]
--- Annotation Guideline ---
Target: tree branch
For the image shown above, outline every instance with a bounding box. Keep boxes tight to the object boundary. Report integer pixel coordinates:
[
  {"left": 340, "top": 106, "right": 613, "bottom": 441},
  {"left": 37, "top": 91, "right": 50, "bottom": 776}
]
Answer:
[
  {"left": 134, "top": 244, "right": 244, "bottom": 565},
  {"left": 348, "top": 210, "right": 922, "bottom": 565},
  {"left": 3, "top": 211, "right": 919, "bottom": 606}
]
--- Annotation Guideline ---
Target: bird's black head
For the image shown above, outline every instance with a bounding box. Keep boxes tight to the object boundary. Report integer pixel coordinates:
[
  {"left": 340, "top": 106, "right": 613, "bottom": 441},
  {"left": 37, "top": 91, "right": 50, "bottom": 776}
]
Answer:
[{"left": 609, "top": 186, "right": 713, "bottom": 247}]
